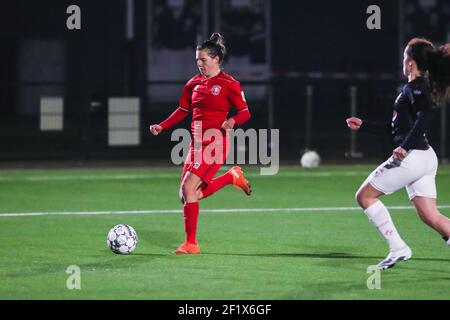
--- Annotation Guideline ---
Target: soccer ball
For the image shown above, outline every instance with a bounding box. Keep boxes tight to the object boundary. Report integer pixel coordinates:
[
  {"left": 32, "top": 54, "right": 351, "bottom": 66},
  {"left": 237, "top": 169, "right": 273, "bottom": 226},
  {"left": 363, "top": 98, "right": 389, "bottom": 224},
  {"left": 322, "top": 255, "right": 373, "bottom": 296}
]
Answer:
[
  {"left": 300, "top": 150, "right": 321, "bottom": 168},
  {"left": 107, "top": 224, "right": 138, "bottom": 254}
]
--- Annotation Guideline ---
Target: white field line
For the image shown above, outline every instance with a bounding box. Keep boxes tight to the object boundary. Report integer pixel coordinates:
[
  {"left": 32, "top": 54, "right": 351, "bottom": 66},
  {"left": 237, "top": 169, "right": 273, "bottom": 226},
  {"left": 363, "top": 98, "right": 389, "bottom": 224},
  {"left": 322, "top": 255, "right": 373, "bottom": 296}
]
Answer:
[
  {"left": 1, "top": 205, "right": 450, "bottom": 217},
  {"left": 1, "top": 170, "right": 450, "bottom": 182}
]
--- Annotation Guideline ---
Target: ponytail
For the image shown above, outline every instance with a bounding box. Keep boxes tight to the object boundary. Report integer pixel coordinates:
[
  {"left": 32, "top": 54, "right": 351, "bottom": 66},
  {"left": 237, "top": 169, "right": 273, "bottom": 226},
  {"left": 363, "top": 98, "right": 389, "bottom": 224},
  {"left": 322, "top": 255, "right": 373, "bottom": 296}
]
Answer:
[
  {"left": 197, "top": 32, "right": 227, "bottom": 63},
  {"left": 407, "top": 38, "right": 450, "bottom": 106},
  {"left": 427, "top": 44, "right": 450, "bottom": 106}
]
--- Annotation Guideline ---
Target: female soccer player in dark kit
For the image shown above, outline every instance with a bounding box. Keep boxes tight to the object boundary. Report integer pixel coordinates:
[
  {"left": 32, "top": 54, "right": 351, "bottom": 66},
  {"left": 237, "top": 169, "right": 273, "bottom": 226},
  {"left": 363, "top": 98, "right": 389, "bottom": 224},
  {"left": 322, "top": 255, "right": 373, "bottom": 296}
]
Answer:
[
  {"left": 347, "top": 38, "right": 450, "bottom": 269},
  {"left": 150, "top": 33, "right": 252, "bottom": 254}
]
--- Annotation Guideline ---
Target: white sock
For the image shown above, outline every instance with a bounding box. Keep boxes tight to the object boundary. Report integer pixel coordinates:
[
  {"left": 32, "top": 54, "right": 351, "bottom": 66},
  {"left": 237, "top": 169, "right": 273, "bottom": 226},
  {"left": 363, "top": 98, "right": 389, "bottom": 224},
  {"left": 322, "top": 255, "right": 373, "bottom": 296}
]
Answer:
[{"left": 364, "top": 201, "right": 407, "bottom": 251}]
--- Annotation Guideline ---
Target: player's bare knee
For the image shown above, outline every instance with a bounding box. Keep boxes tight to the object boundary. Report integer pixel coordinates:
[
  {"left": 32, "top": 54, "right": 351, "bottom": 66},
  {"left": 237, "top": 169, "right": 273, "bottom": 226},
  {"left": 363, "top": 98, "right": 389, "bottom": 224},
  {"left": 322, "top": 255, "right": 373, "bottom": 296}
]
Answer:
[
  {"left": 179, "top": 186, "right": 184, "bottom": 202},
  {"left": 181, "top": 181, "right": 196, "bottom": 200},
  {"left": 354, "top": 190, "right": 360, "bottom": 205},
  {"left": 355, "top": 189, "right": 365, "bottom": 208},
  {"left": 180, "top": 183, "right": 189, "bottom": 201}
]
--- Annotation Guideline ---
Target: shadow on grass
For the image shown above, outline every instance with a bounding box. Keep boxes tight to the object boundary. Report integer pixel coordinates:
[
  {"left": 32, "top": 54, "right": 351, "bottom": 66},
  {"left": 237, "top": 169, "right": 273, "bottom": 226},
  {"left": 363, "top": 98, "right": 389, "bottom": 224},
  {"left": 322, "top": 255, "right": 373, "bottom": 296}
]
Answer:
[
  {"left": 131, "top": 253, "right": 168, "bottom": 257},
  {"left": 204, "top": 252, "right": 450, "bottom": 263},
  {"left": 205, "top": 252, "right": 378, "bottom": 259}
]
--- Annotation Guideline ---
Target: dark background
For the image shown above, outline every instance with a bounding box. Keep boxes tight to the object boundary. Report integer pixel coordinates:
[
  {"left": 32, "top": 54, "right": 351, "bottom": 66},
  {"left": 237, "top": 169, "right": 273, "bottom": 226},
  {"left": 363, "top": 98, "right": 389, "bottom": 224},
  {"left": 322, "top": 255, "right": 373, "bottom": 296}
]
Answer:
[{"left": 0, "top": 0, "right": 448, "bottom": 165}]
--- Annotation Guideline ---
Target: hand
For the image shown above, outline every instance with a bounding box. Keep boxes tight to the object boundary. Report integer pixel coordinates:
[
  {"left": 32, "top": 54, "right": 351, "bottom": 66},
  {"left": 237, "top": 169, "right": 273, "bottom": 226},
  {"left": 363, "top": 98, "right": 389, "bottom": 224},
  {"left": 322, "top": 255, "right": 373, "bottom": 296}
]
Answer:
[
  {"left": 149, "top": 124, "right": 163, "bottom": 136},
  {"left": 392, "top": 146, "right": 407, "bottom": 160},
  {"left": 346, "top": 117, "right": 362, "bottom": 130},
  {"left": 221, "top": 118, "right": 235, "bottom": 131}
]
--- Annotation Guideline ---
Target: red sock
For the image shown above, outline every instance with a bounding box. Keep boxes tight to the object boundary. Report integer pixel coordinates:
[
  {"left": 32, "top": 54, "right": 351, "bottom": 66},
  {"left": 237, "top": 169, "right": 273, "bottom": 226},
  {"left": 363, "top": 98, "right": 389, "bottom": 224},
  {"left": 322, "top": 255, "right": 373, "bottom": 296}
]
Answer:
[
  {"left": 184, "top": 202, "right": 199, "bottom": 244},
  {"left": 201, "top": 172, "right": 233, "bottom": 199}
]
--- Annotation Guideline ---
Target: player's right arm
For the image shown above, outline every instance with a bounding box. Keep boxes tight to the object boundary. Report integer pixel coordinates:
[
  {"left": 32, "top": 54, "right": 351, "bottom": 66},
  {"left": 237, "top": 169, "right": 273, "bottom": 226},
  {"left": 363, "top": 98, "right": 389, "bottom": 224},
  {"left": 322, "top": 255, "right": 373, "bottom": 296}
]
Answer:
[
  {"left": 149, "top": 124, "right": 163, "bottom": 136},
  {"left": 346, "top": 117, "right": 362, "bottom": 130},
  {"left": 346, "top": 117, "right": 390, "bottom": 135},
  {"left": 149, "top": 83, "right": 192, "bottom": 136}
]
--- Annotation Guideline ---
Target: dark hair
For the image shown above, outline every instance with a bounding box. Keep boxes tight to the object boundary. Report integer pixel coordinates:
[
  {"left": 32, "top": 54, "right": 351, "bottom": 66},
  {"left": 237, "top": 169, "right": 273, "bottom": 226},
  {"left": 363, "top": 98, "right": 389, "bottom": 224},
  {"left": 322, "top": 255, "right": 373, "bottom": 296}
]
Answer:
[
  {"left": 196, "top": 32, "right": 226, "bottom": 63},
  {"left": 407, "top": 38, "right": 450, "bottom": 106}
]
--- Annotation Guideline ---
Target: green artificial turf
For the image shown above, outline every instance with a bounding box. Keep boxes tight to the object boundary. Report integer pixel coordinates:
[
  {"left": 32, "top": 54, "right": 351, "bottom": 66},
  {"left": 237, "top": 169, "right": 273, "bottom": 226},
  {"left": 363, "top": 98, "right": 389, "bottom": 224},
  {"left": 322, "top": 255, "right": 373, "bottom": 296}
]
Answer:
[{"left": 1, "top": 165, "right": 449, "bottom": 299}]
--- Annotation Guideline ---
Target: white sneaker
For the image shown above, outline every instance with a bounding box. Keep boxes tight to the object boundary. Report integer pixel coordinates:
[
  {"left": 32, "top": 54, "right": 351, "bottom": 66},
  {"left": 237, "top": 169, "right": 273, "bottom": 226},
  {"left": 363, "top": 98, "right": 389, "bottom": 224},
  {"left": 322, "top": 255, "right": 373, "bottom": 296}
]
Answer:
[{"left": 377, "top": 246, "right": 412, "bottom": 270}]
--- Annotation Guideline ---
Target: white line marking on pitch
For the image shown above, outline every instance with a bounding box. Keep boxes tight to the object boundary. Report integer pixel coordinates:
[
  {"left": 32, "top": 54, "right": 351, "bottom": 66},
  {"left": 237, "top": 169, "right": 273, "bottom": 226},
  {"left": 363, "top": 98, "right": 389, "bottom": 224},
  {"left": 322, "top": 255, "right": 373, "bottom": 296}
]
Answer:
[
  {"left": 1, "top": 171, "right": 450, "bottom": 182},
  {"left": 1, "top": 205, "right": 450, "bottom": 217}
]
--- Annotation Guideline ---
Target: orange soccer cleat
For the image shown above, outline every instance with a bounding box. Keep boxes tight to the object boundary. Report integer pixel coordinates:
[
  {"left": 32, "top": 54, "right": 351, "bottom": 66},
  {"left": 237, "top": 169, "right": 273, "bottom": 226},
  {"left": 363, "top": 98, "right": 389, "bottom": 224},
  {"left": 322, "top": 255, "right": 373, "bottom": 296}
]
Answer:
[
  {"left": 173, "top": 241, "right": 201, "bottom": 255},
  {"left": 228, "top": 166, "right": 252, "bottom": 196}
]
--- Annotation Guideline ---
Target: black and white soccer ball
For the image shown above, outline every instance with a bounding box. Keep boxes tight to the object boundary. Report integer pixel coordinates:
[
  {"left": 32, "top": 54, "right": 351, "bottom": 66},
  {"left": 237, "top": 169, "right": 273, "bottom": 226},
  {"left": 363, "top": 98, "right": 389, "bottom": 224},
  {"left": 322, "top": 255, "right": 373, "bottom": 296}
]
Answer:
[
  {"left": 300, "top": 150, "right": 321, "bottom": 168},
  {"left": 107, "top": 224, "right": 138, "bottom": 254}
]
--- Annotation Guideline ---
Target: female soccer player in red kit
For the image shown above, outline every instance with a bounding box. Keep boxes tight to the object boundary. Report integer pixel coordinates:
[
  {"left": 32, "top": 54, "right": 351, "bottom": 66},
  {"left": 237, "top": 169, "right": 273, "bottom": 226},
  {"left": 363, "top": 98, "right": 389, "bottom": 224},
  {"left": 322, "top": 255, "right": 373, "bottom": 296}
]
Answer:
[{"left": 149, "top": 33, "right": 251, "bottom": 254}]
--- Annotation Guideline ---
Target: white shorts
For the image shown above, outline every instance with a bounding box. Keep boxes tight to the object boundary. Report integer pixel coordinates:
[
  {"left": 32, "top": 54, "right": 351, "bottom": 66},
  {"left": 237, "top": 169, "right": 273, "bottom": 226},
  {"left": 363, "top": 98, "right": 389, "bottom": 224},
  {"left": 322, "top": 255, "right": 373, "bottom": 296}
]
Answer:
[{"left": 362, "top": 147, "right": 438, "bottom": 200}]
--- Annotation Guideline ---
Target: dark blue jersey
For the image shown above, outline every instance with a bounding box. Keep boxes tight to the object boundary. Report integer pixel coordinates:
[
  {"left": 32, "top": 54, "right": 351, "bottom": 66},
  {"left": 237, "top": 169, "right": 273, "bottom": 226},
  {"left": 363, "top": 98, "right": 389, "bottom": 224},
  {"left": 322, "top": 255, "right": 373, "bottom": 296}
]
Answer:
[{"left": 360, "top": 77, "right": 433, "bottom": 151}]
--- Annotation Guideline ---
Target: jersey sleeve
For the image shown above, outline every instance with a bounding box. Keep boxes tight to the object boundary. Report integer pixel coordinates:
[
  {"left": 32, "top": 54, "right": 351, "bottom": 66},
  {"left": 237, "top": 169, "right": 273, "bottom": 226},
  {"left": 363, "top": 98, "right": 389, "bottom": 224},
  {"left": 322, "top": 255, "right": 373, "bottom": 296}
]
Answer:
[
  {"left": 159, "top": 82, "right": 192, "bottom": 130},
  {"left": 159, "top": 107, "right": 189, "bottom": 130},
  {"left": 359, "top": 120, "right": 391, "bottom": 135},
  {"left": 228, "top": 81, "right": 251, "bottom": 126},
  {"left": 178, "top": 82, "right": 193, "bottom": 112}
]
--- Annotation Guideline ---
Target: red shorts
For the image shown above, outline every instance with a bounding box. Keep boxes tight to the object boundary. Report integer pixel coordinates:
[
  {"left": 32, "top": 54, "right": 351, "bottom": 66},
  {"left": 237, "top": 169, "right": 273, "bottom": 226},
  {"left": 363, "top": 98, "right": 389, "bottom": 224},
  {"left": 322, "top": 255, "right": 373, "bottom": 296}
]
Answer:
[{"left": 181, "top": 134, "right": 230, "bottom": 185}]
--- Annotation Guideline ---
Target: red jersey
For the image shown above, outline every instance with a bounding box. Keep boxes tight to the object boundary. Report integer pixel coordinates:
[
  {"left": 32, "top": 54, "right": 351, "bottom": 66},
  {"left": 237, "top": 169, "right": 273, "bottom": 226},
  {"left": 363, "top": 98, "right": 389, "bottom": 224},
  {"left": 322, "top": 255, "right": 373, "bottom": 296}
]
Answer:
[{"left": 159, "top": 71, "right": 251, "bottom": 135}]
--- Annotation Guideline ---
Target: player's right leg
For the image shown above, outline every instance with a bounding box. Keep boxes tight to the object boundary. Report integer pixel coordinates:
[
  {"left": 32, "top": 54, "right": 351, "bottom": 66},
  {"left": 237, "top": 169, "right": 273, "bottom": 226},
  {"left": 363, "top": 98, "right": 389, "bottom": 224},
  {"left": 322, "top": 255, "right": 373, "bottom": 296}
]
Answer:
[
  {"left": 174, "top": 171, "right": 203, "bottom": 255},
  {"left": 356, "top": 182, "right": 411, "bottom": 269},
  {"left": 354, "top": 156, "right": 427, "bottom": 269},
  {"left": 376, "top": 246, "right": 412, "bottom": 270}
]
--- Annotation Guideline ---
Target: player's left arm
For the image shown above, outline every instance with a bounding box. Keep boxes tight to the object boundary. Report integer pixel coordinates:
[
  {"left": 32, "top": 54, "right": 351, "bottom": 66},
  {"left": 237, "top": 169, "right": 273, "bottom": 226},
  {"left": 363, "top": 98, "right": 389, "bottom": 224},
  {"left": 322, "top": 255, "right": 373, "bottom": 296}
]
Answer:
[{"left": 223, "top": 82, "right": 251, "bottom": 130}]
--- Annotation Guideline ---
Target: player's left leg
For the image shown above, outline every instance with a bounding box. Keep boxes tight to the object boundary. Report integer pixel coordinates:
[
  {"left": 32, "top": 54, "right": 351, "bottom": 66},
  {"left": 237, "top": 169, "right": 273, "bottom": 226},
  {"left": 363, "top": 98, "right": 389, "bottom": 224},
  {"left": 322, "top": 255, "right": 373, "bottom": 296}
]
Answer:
[
  {"left": 407, "top": 147, "right": 450, "bottom": 244},
  {"left": 199, "top": 166, "right": 251, "bottom": 199},
  {"left": 228, "top": 166, "right": 252, "bottom": 196},
  {"left": 412, "top": 196, "right": 450, "bottom": 242},
  {"left": 198, "top": 171, "right": 233, "bottom": 199},
  {"left": 196, "top": 134, "right": 251, "bottom": 199}
]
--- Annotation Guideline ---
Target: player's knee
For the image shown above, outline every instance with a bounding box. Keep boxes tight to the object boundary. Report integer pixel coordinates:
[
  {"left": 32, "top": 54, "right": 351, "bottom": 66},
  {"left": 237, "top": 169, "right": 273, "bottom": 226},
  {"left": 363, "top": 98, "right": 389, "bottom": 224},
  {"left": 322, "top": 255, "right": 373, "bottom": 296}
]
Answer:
[
  {"left": 355, "top": 189, "right": 365, "bottom": 208},
  {"left": 356, "top": 190, "right": 375, "bottom": 209},
  {"left": 178, "top": 185, "right": 185, "bottom": 203},
  {"left": 179, "top": 192, "right": 185, "bottom": 204},
  {"left": 181, "top": 181, "right": 196, "bottom": 200}
]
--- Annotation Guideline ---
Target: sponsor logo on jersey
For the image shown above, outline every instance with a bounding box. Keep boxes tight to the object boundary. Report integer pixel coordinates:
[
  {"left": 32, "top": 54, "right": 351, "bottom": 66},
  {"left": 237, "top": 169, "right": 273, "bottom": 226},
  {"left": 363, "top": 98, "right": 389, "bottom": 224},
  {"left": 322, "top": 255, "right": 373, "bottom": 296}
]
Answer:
[
  {"left": 413, "top": 89, "right": 422, "bottom": 95},
  {"left": 211, "top": 85, "right": 221, "bottom": 96}
]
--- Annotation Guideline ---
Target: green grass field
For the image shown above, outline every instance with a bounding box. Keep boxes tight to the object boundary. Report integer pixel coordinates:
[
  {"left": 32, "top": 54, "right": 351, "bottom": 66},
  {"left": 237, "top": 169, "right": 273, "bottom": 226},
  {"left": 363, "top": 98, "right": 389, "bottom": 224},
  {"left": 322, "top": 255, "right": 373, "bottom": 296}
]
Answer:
[{"left": 1, "top": 164, "right": 450, "bottom": 300}]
